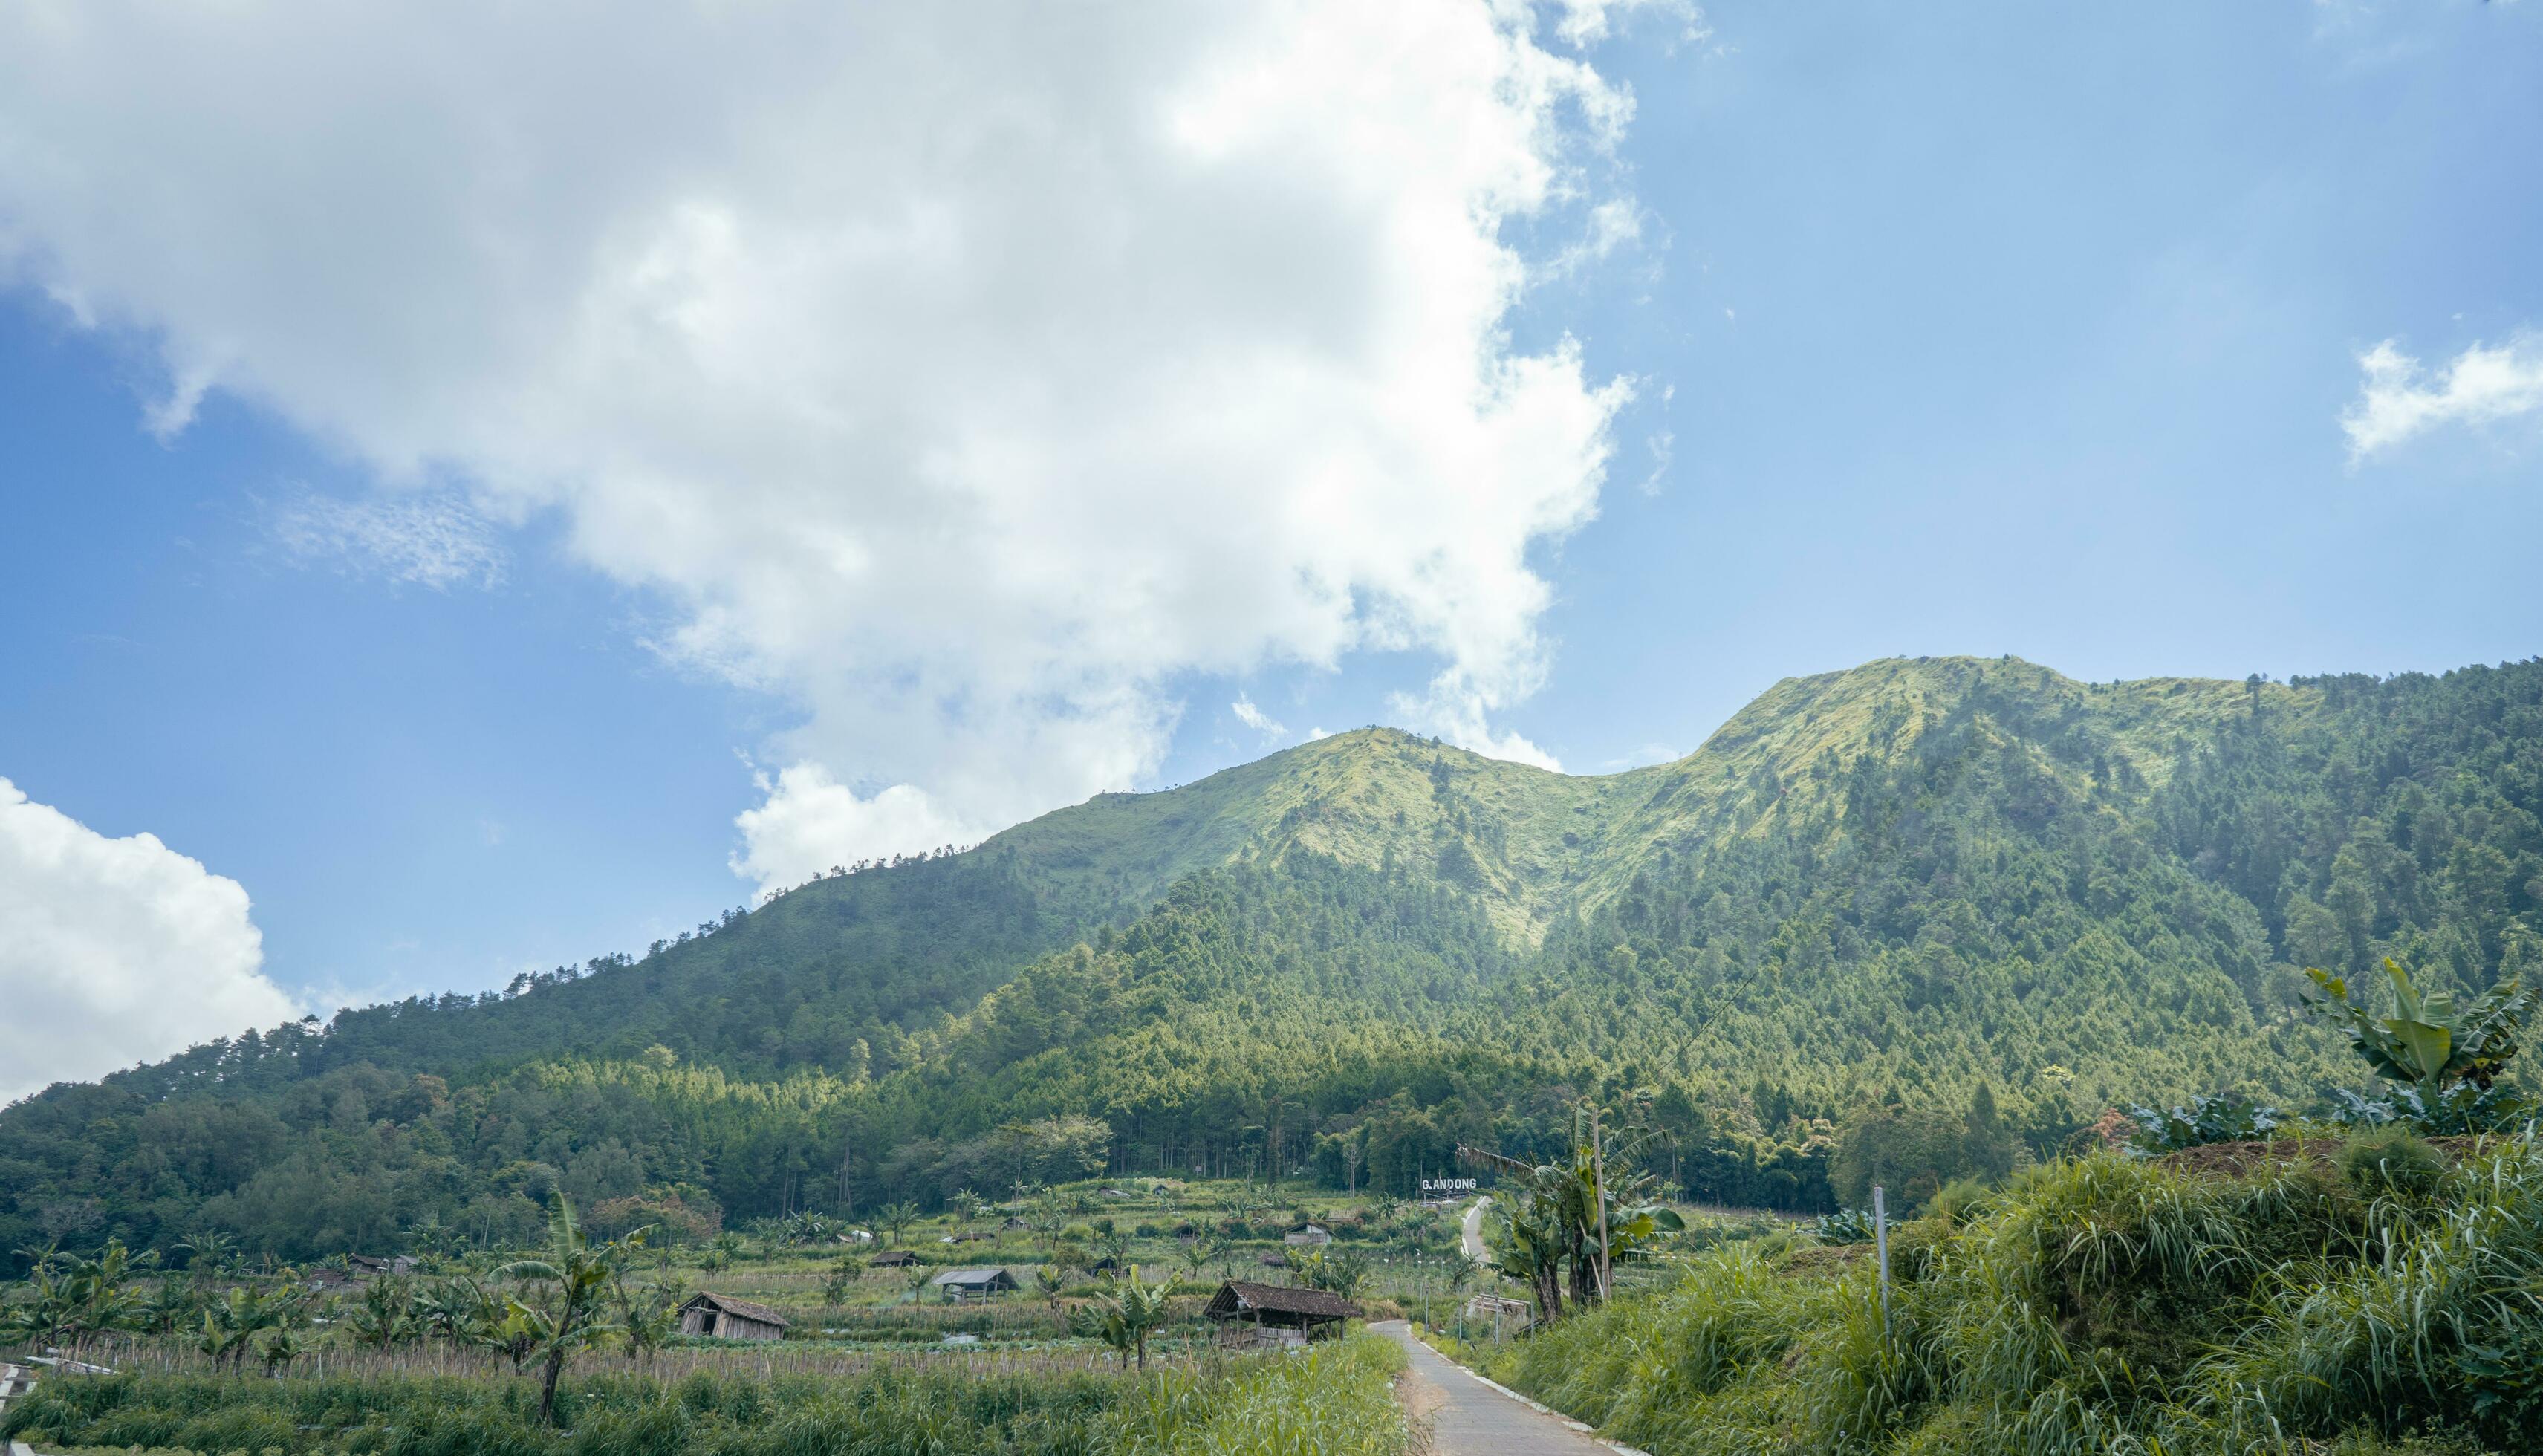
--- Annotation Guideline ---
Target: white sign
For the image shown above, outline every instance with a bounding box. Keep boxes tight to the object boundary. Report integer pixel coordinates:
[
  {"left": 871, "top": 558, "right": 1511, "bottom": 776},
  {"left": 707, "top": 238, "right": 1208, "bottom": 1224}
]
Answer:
[{"left": 1420, "top": 1177, "right": 1477, "bottom": 1192}]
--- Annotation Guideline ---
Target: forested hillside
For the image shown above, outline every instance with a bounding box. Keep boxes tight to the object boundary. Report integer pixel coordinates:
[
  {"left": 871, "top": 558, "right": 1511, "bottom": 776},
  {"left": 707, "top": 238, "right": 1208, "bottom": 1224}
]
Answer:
[{"left": 5, "top": 655, "right": 2539, "bottom": 1262}]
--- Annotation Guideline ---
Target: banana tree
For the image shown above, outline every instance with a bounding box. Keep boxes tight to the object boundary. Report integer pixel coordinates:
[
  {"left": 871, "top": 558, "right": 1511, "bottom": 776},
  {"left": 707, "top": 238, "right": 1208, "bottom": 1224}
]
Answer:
[
  {"left": 1074, "top": 1264, "right": 1170, "bottom": 1370},
  {"left": 1461, "top": 1106, "right": 1683, "bottom": 1321},
  {"left": 491, "top": 1194, "right": 648, "bottom": 1426},
  {"left": 2306, "top": 959, "right": 2536, "bottom": 1127}
]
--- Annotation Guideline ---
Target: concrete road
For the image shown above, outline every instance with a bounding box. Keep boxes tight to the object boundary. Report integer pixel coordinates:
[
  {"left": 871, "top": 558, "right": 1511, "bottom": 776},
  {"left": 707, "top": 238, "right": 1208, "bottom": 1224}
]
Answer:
[
  {"left": 1376, "top": 1320, "right": 1637, "bottom": 1456},
  {"left": 1461, "top": 1195, "right": 1490, "bottom": 1261}
]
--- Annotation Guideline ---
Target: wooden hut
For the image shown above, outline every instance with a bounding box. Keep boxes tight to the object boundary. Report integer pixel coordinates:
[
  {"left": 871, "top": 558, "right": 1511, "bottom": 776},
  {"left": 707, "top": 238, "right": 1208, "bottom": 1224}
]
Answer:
[
  {"left": 678, "top": 1293, "right": 790, "bottom": 1342},
  {"left": 1204, "top": 1281, "right": 1360, "bottom": 1348},
  {"left": 1282, "top": 1223, "right": 1331, "bottom": 1248},
  {"left": 929, "top": 1267, "right": 1019, "bottom": 1301},
  {"left": 871, "top": 1249, "right": 920, "bottom": 1267},
  {"left": 345, "top": 1254, "right": 420, "bottom": 1279}
]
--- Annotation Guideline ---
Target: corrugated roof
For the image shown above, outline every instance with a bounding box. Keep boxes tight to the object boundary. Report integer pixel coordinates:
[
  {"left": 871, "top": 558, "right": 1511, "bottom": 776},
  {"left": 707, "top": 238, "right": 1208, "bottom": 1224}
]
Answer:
[{"left": 930, "top": 1266, "right": 1014, "bottom": 1286}]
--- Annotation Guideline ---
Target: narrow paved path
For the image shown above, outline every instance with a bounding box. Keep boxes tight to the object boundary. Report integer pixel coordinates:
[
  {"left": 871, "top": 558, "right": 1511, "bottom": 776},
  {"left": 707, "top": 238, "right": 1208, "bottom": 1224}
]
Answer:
[{"left": 1375, "top": 1320, "right": 1635, "bottom": 1456}]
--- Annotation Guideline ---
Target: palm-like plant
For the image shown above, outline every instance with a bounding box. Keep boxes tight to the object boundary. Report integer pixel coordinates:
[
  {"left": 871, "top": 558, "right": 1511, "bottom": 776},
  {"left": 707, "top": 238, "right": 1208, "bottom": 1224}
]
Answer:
[
  {"left": 877, "top": 1201, "right": 921, "bottom": 1248},
  {"left": 413, "top": 1276, "right": 493, "bottom": 1352},
  {"left": 1074, "top": 1265, "right": 1170, "bottom": 1370},
  {"left": 1034, "top": 1264, "right": 1069, "bottom": 1330},
  {"left": 1179, "top": 1234, "right": 1222, "bottom": 1284},
  {"left": 614, "top": 1276, "right": 681, "bottom": 1368},
  {"left": 2306, "top": 959, "right": 2538, "bottom": 1128},
  {"left": 490, "top": 1193, "right": 649, "bottom": 1426},
  {"left": 1463, "top": 1105, "right": 1683, "bottom": 1322},
  {"left": 176, "top": 1227, "right": 238, "bottom": 1281},
  {"left": 345, "top": 1275, "right": 418, "bottom": 1349},
  {"left": 198, "top": 1282, "right": 297, "bottom": 1373}
]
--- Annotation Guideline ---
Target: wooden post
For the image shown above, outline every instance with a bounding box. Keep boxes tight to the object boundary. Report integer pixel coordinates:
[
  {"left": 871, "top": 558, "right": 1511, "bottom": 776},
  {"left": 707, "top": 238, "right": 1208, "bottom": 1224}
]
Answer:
[
  {"left": 1590, "top": 1102, "right": 1612, "bottom": 1300},
  {"left": 1872, "top": 1185, "right": 1891, "bottom": 1334}
]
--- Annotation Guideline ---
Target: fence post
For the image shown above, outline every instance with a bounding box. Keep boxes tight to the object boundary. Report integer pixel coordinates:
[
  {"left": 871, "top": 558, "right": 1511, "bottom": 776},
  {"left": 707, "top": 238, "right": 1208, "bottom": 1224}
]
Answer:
[{"left": 1871, "top": 1184, "right": 1891, "bottom": 1336}]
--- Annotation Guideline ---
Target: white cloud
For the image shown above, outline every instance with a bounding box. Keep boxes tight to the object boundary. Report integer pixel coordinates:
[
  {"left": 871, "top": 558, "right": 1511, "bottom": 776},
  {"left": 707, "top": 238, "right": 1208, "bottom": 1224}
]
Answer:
[
  {"left": 1231, "top": 693, "right": 1288, "bottom": 742},
  {"left": 0, "top": 779, "right": 300, "bottom": 1103},
  {"left": 0, "top": 1, "right": 1643, "bottom": 891},
  {"left": 730, "top": 764, "right": 985, "bottom": 894},
  {"left": 271, "top": 490, "right": 507, "bottom": 588},
  {"left": 2342, "top": 334, "right": 2543, "bottom": 461}
]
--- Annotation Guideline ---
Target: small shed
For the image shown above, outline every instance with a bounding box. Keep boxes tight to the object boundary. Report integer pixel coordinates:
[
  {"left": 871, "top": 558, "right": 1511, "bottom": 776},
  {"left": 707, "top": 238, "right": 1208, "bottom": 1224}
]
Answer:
[
  {"left": 1204, "top": 1281, "right": 1360, "bottom": 1348},
  {"left": 346, "top": 1254, "right": 420, "bottom": 1278},
  {"left": 1256, "top": 1250, "right": 1287, "bottom": 1267},
  {"left": 678, "top": 1292, "right": 790, "bottom": 1342},
  {"left": 930, "top": 1267, "right": 1019, "bottom": 1301},
  {"left": 1282, "top": 1223, "right": 1331, "bottom": 1248},
  {"left": 871, "top": 1249, "right": 920, "bottom": 1267}
]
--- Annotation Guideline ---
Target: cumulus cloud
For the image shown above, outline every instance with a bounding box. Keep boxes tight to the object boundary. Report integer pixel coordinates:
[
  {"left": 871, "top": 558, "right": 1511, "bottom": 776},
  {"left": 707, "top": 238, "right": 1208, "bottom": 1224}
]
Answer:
[
  {"left": 0, "top": 1, "right": 1648, "bottom": 891},
  {"left": 0, "top": 779, "right": 300, "bottom": 1103},
  {"left": 2342, "top": 334, "right": 2543, "bottom": 461}
]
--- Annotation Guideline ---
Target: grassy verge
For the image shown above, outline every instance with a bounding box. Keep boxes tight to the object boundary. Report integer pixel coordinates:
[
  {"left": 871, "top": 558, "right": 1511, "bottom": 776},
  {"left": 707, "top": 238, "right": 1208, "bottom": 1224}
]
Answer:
[
  {"left": 1, "top": 1333, "right": 1412, "bottom": 1456},
  {"left": 1479, "top": 1137, "right": 2543, "bottom": 1456},
  {"left": 1103, "top": 1330, "right": 1412, "bottom": 1455}
]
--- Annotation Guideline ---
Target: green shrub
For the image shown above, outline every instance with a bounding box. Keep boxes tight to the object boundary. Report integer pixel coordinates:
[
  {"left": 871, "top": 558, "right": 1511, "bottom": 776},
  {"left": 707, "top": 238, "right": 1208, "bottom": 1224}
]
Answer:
[
  {"left": 1484, "top": 1137, "right": 2543, "bottom": 1455},
  {"left": 2339, "top": 1127, "right": 2446, "bottom": 1200}
]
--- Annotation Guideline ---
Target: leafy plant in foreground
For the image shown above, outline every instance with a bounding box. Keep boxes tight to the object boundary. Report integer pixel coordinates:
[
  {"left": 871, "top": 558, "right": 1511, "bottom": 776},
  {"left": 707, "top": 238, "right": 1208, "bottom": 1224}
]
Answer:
[
  {"left": 490, "top": 1192, "right": 649, "bottom": 1425},
  {"left": 2305, "top": 958, "right": 2538, "bottom": 1133}
]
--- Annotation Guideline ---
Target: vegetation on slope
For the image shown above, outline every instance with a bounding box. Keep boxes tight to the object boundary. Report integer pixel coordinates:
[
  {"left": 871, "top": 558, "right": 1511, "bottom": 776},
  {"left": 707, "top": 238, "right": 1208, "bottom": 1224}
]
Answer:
[{"left": 4, "top": 656, "right": 2539, "bottom": 1264}]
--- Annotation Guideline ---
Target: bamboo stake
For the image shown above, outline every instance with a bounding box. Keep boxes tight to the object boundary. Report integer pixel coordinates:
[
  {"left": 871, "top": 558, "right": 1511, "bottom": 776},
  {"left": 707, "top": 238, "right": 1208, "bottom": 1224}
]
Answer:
[
  {"left": 1872, "top": 1184, "right": 1891, "bottom": 1335},
  {"left": 1590, "top": 1102, "right": 1611, "bottom": 1301}
]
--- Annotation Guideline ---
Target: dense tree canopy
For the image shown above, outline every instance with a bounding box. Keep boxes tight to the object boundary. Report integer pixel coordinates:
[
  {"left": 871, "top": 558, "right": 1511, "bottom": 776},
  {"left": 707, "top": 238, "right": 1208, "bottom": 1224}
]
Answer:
[{"left": 5, "top": 656, "right": 2537, "bottom": 1263}]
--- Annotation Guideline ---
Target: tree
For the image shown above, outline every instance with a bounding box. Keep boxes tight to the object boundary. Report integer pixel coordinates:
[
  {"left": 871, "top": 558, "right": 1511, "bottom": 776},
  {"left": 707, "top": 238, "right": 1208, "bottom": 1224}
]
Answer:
[
  {"left": 1034, "top": 1264, "right": 1069, "bottom": 1330},
  {"left": 1075, "top": 1265, "right": 1169, "bottom": 1370},
  {"left": 346, "top": 1275, "right": 418, "bottom": 1349},
  {"left": 1179, "top": 1234, "right": 1221, "bottom": 1284},
  {"left": 822, "top": 1254, "right": 865, "bottom": 1304},
  {"left": 877, "top": 1201, "right": 921, "bottom": 1248},
  {"left": 2305, "top": 958, "right": 2538, "bottom": 1130},
  {"left": 491, "top": 1193, "right": 649, "bottom": 1426}
]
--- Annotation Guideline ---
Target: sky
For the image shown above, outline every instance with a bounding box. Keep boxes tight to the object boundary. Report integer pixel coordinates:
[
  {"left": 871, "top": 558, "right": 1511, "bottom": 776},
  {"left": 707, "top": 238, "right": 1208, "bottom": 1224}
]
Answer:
[{"left": 3, "top": 0, "right": 2540, "bottom": 1100}]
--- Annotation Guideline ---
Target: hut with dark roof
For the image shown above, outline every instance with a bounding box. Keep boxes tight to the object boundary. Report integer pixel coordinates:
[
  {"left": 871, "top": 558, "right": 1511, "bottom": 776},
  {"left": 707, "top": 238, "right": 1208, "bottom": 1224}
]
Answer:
[
  {"left": 929, "top": 1267, "right": 1019, "bottom": 1301},
  {"left": 1203, "top": 1281, "right": 1360, "bottom": 1348},
  {"left": 678, "top": 1292, "right": 790, "bottom": 1342}
]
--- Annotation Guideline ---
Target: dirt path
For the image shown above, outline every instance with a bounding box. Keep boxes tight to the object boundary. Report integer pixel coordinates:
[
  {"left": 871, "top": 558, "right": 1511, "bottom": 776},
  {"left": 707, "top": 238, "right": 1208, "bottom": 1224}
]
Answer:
[{"left": 1374, "top": 1320, "right": 1639, "bottom": 1456}]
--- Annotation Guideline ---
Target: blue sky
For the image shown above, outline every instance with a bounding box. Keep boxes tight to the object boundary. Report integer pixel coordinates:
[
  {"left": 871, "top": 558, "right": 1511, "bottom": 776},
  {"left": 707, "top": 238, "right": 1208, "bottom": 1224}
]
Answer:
[{"left": 2, "top": 1, "right": 2539, "bottom": 1091}]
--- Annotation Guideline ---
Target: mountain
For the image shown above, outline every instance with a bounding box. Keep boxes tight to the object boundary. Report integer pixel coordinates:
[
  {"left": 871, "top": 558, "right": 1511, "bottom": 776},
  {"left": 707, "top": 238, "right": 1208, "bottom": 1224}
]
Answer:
[{"left": 4, "top": 655, "right": 2539, "bottom": 1259}]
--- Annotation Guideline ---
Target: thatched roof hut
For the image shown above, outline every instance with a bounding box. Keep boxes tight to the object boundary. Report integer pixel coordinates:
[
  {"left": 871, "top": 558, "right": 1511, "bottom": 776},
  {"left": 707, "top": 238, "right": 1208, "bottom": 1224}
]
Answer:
[
  {"left": 678, "top": 1292, "right": 790, "bottom": 1342},
  {"left": 1203, "top": 1280, "right": 1360, "bottom": 1347}
]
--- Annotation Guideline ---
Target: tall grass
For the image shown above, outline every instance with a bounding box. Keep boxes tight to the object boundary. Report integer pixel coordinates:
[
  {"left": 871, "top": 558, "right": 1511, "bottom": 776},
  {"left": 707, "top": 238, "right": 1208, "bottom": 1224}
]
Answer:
[
  {"left": 2, "top": 1337, "right": 1416, "bottom": 1456},
  {"left": 1478, "top": 1134, "right": 2543, "bottom": 1456}
]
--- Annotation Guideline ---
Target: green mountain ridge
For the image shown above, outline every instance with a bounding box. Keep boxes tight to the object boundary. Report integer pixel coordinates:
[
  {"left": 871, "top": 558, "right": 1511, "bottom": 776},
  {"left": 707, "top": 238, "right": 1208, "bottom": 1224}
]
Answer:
[{"left": 4, "top": 653, "right": 2538, "bottom": 1258}]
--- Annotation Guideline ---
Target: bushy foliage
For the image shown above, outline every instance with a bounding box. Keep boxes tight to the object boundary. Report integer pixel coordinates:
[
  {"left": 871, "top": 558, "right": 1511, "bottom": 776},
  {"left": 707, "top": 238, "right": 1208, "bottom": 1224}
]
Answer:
[
  {"left": 1812, "top": 1208, "right": 1883, "bottom": 1245},
  {"left": 1490, "top": 1137, "right": 2543, "bottom": 1455},
  {"left": 2122, "top": 1091, "right": 2284, "bottom": 1154}
]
